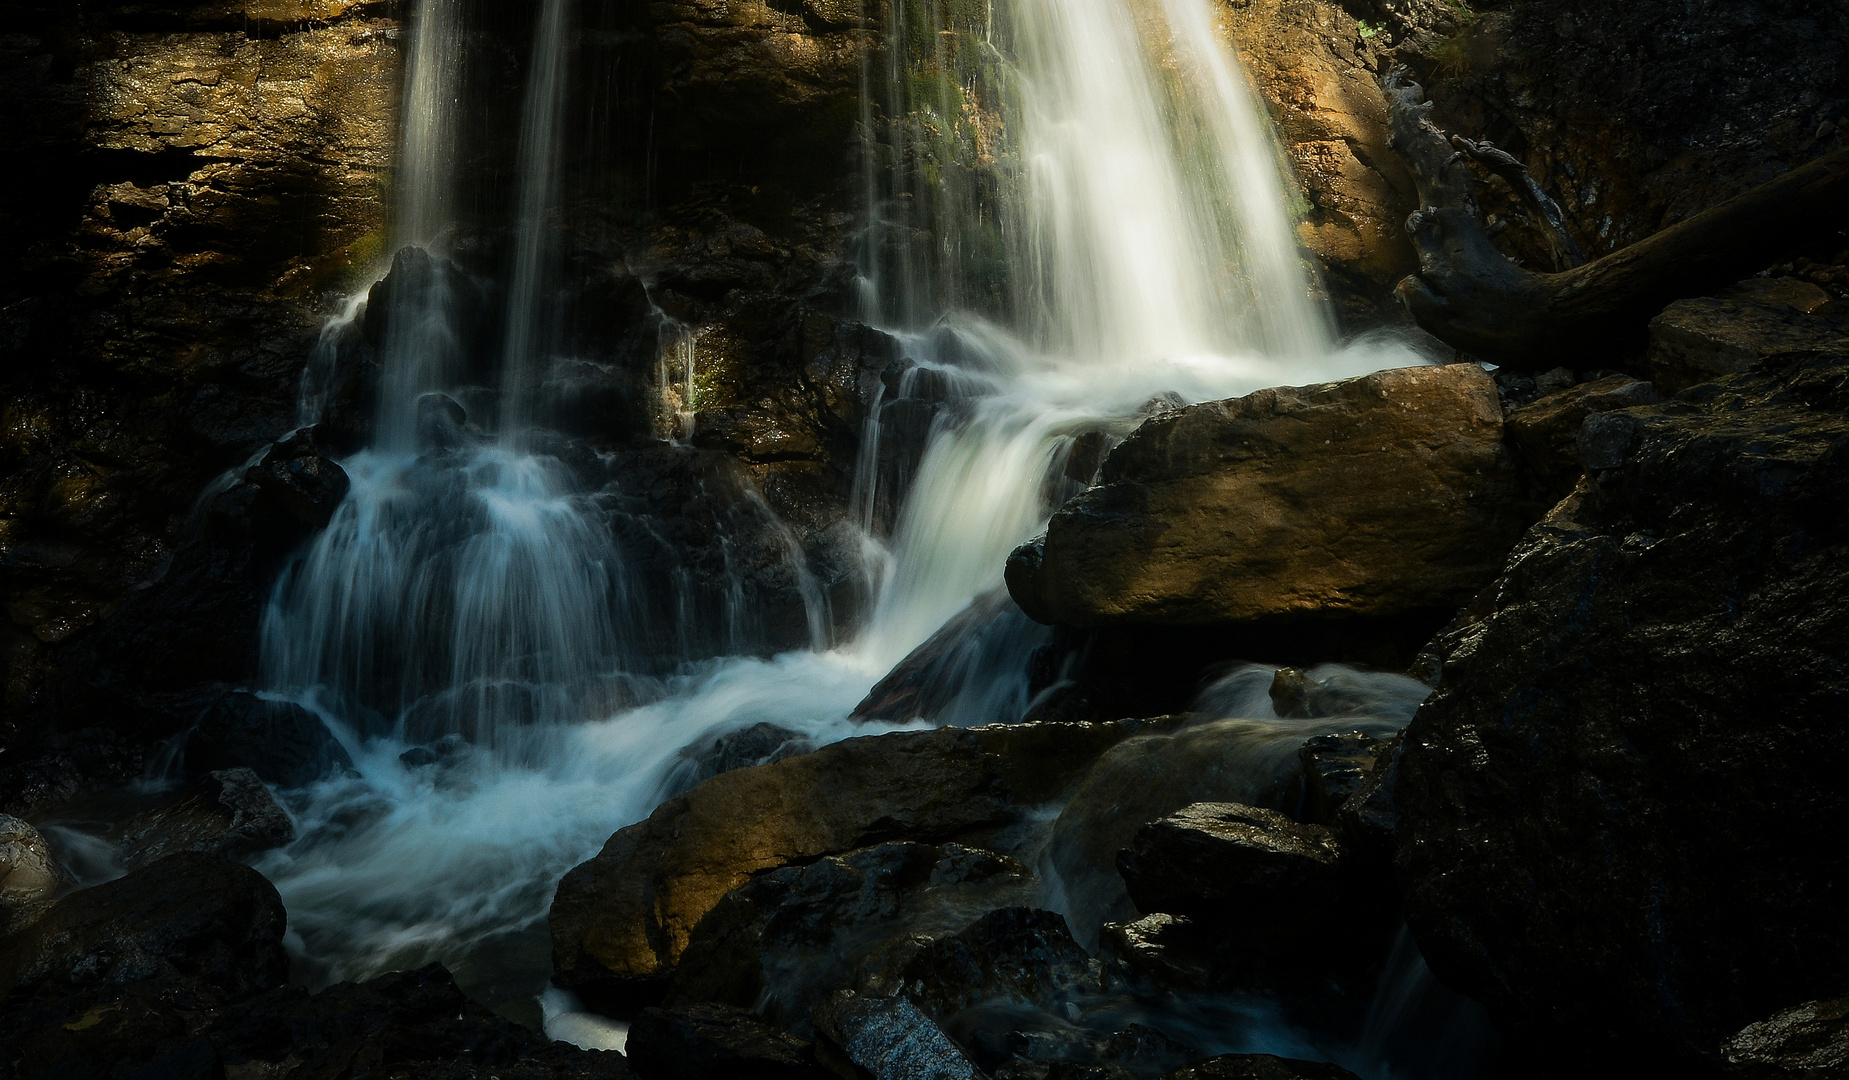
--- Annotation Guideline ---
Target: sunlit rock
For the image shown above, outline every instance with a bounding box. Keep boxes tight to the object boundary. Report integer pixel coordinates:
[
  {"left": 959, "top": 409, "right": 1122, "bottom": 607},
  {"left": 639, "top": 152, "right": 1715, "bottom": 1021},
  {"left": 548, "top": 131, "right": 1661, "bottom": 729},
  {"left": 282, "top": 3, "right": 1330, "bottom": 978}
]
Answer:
[{"left": 1005, "top": 363, "right": 1533, "bottom": 628}]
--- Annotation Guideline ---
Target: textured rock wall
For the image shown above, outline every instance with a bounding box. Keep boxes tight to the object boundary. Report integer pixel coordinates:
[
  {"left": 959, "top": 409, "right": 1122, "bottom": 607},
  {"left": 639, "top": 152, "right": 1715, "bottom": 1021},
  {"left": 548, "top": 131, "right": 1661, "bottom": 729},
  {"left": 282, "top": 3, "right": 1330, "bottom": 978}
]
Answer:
[{"left": 1, "top": 0, "right": 400, "bottom": 742}]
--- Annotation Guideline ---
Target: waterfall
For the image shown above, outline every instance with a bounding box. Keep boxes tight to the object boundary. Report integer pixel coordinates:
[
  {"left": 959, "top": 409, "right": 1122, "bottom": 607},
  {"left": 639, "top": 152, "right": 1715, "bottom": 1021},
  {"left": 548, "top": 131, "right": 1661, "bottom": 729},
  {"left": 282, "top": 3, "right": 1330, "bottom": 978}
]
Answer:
[{"left": 249, "top": 0, "right": 1427, "bottom": 1043}]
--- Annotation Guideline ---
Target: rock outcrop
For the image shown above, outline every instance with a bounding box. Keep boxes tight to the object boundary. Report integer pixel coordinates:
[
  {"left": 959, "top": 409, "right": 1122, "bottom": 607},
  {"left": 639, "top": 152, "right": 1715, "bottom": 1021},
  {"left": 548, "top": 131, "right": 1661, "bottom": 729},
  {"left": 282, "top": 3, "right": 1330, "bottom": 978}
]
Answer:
[
  {"left": 1006, "top": 363, "right": 1532, "bottom": 628},
  {"left": 1395, "top": 348, "right": 1849, "bottom": 1069}
]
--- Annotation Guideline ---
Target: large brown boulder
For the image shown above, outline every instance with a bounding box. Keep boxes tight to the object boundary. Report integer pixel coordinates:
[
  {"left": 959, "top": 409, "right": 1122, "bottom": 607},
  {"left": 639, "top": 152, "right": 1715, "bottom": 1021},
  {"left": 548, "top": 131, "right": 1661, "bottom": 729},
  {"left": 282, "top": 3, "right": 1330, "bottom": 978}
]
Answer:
[
  {"left": 549, "top": 717, "right": 1183, "bottom": 1004},
  {"left": 1005, "top": 363, "right": 1531, "bottom": 628},
  {"left": 1395, "top": 348, "right": 1849, "bottom": 1070}
]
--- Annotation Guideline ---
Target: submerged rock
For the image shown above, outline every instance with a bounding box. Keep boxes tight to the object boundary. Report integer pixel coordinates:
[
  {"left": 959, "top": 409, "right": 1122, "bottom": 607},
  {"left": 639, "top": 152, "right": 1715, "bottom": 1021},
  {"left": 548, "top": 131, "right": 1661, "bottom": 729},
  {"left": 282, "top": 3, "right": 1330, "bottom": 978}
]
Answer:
[
  {"left": 550, "top": 717, "right": 1182, "bottom": 1005},
  {"left": 1006, "top": 364, "right": 1532, "bottom": 628},
  {"left": 1395, "top": 349, "right": 1849, "bottom": 1069},
  {"left": 622, "top": 1002, "right": 823, "bottom": 1080}
]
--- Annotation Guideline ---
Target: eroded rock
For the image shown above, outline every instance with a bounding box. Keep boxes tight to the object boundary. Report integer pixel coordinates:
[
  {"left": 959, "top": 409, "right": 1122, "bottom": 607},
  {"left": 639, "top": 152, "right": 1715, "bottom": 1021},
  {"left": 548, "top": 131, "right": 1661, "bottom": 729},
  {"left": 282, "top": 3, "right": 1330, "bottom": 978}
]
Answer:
[
  {"left": 1006, "top": 364, "right": 1532, "bottom": 628},
  {"left": 1395, "top": 349, "right": 1849, "bottom": 1069}
]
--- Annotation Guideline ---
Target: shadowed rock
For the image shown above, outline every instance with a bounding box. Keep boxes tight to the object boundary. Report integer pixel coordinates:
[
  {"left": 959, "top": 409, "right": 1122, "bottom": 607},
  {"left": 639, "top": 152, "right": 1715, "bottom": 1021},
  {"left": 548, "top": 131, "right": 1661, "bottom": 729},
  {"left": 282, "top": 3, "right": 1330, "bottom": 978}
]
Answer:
[{"left": 627, "top": 1002, "right": 828, "bottom": 1080}]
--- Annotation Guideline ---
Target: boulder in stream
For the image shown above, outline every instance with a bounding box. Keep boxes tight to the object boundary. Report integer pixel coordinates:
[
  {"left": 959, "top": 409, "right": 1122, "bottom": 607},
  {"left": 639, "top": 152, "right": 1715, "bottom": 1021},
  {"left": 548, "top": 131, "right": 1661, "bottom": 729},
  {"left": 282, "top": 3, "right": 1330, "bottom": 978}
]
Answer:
[
  {"left": 550, "top": 717, "right": 1183, "bottom": 1007},
  {"left": 1005, "top": 363, "right": 1532, "bottom": 628},
  {"left": 1395, "top": 348, "right": 1849, "bottom": 1069},
  {"left": 1117, "top": 802, "right": 1343, "bottom": 934},
  {"left": 185, "top": 690, "right": 352, "bottom": 787}
]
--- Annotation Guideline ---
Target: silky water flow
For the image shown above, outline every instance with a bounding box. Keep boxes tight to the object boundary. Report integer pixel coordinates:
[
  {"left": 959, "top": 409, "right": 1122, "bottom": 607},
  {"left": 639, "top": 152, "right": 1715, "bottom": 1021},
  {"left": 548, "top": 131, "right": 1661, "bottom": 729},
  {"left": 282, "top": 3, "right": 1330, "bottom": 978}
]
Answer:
[{"left": 237, "top": 0, "right": 1477, "bottom": 1070}]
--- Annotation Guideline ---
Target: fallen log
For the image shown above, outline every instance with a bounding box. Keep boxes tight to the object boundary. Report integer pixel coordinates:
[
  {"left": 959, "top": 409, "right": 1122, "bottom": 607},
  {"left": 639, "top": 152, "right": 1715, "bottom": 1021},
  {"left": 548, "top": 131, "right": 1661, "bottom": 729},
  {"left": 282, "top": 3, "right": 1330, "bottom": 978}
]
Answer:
[{"left": 1384, "top": 66, "right": 1849, "bottom": 370}]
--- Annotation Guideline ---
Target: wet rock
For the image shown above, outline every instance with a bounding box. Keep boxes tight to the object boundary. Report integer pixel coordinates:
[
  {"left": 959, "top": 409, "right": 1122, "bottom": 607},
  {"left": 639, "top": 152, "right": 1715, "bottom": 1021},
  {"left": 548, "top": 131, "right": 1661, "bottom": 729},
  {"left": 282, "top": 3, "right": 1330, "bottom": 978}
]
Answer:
[
  {"left": 185, "top": 690, "right": 352, "bottom": 787},
  {"left": 1334, "top": 732, "right": 1402, "bottom": 870},
  {"left": 1225, "top": 0, "right": 1419, "bottom": 328},
  {"left": 892, "top": 907, "right": 1100, "bottom": 1020},
  {"left": 1006, "top": 364, "right": 1533, "bottom": 628},
  {"left": 1503, "top": 375, "right": 1663, "bottom": 495},
  {"left": 1722, "top": 995, "right": 1849, "bottom": 1079},
  {"left": 1117, "top": 803, "right": 1343, "bottom": 934},
  {"left": 1395, "top": 350, "right": 1849, "bottom": 1069},
  {"left": 1297, "top": 732, "right": 1387, "bottom": 826},
  {"left": 669, "top": 842, "right": 1037, "bottom": 1029},
  {"left": 116, "top": 768, "right": 295, "bottom": 870},
  {"left": 0, "top": 851, "right": 288, "bottom": 1004},
  {"left": 417, "top": 391, "right": 473, "bottom": 451},
  {"left": 1097, "top": 913, "right": 1226, "bottom": 994},
  {"left": 812, "top": 990, "right": 987, "bottom": 1080},
  {"left": 674, "top": 723, "right": 813, "bottom": 789},
  {"left": 1647, "top": 294, "right": 1846, "bottom": 395},
  {"left": 551, "top": 717, "right": 1182, "bottom": 1004},
  {"left": 1160, "top": 1054, "right": 1361, "bottom": 1080},
  {"left": 628, "top": 1002, "right": 828, "bottom": 1080},
  {"left": 0, "top": 814, "right": 66, "bottom": 921},
  {"left": 244, "top": 430, "right": 352, "bottom": 530},
  {"left": 0, "top": 752, "right": 83, "bottom": 818},
  {"left": 851, "top": 587, "right": 1051, "bottom": 726}
]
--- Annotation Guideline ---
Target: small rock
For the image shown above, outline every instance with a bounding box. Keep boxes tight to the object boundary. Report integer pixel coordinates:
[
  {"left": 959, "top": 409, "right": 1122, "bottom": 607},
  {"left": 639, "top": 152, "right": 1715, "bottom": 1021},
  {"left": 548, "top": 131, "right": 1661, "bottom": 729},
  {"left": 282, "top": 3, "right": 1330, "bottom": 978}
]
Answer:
[
  {"left": 187, "top": 690, "right": 352, "bottom": 787},
  {"left": 117, "top": 769, "right": 295, "bottom": 870},
  {"left": 1297, "top": 732, "right": 1387, "bottom": 826},
  {"left": 1116, "top": 803, "right": 1342, "bottom": 933},
  {"left": 812, "top": 990, "right": 987, "bottom": 1080},
  {"left": 1722, "top": 994, "right": 1849, "bottom": 1078},
  {"left": 0, "top": 814, "right": 66, "bottom": 914},
  {"left": 627, "top": 1001, "right": 828, "bottom": 1080},
  {"left": 1160, "top": 1053, "right": 1362, "bottom": 1080}
]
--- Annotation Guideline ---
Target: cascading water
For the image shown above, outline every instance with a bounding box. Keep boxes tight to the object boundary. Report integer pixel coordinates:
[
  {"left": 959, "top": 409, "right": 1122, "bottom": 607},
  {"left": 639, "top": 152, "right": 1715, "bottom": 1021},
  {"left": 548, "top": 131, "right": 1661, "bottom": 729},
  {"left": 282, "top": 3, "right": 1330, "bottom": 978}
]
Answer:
[{"left": 244, "top": 0, "right": 1444, "bottom": 1063}]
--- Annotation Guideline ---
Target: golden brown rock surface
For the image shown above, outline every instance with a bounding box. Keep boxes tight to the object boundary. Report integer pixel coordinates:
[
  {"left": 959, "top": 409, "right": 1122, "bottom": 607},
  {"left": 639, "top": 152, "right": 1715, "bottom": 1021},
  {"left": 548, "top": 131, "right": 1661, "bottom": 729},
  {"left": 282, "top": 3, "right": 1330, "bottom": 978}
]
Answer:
[{"left": 1005, "top": 363, "right": 1530, "bottom": 628}]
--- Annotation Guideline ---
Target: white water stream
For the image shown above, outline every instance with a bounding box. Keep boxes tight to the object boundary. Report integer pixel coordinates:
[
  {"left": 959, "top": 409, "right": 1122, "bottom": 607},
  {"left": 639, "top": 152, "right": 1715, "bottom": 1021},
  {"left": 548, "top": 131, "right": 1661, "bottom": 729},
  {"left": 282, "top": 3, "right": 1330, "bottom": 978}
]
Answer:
[{"left": 247, "top": 0, "right": 1440, "bottom": 1065}]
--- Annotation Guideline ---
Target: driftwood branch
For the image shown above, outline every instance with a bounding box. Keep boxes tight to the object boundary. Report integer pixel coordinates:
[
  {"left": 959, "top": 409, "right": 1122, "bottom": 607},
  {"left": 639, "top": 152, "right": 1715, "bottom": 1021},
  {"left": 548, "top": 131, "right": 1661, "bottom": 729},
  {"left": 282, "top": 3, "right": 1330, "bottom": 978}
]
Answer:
[
  {"left": 1451, "top": 135, "right": 1585, "bottom": 271},
  {"left": 1385, "top": 66, "right": 1849, "bottom": 370}
]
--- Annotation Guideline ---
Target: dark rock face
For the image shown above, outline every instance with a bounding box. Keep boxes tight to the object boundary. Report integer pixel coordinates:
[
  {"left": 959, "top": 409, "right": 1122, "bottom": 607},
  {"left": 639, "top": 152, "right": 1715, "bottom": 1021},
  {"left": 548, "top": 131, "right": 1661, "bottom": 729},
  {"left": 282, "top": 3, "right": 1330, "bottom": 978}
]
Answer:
[
  {"left": 628, "top": 1002, "right": 829, "bottom": 1080},
  {"left": 1117, "top": 803, "right": 1342, "bottom": 933},
  {"left": 185, "top": 690, "right": 352, "bottom": 787},
  {"left": 2, "top": 961, "right": 637, "bottom": 1080},
  {"left": 1395, "top": 350, "right": 1849, "bottom": 1069},
  {"left": 0, "top": 851, "right": 288, "bottom": 1004},
  {"left": 1403, "top": 1, "right": 1849, "bottom": 270}
]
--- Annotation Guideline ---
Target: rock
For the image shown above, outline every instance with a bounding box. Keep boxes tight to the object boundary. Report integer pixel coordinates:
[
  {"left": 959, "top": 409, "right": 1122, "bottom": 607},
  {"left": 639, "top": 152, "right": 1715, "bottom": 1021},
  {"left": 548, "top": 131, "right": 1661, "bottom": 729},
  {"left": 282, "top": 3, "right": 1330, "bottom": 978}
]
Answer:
[
  {"left": 812, "top": 991, "right": 987, "bottom": 1080},
  {"left": 889, "top": 907, "right": 1100, "bottom": 1020},
  {"left": 1503, "top": 375, "right": 1663, "bottom": 494},
  {"left": 1116, "top": 803, "right": 1343, "bottom": 934},
  {"left": 1224, "top": 0, "right": 1419, "bottom": 328},
  {"left": 1722, "top": 995, "right": 1849, "bottom": 1079},
  {"left": 1647, "top": 295, "right": 1846, "bottom": 395},
  {"left": 1394, "top": 349, "right": 1849, "bottom": 1069},
  {"left": 3, "top": 961, "right": 638, "bottom": 1080},
  {"left": 627, "top": 1002, "right": 828, "bottom": 1080},
  {"left": 1097, "top": 913, "right": 1226, "bottom": 994},
  {"left": 116, "top": 768, "right": 295, "bottom": 870},
  {"left": 1334, "top": 732, "right": 1402, "bottom": 870},
  {"left": 0, "top": 814, "right": 66, "bottom": 919},
  {"left": 1006, "top": 364, "right": 1532, "bottom": 628},
  {"left": 667, "top": 722, "right": 814, "bottom": 793},
  {"left": 1297, "top": 732, "right": 1387, "bottom": 826},
  {"left": 185, "top": 690, "right": 352, "bottom": 786},
  {"left": 0, "top": 851, "right": 288, "bottom": 1004},
  {"left": 0, "top": 752, "right": 83, "bottom": 818},
  {"left": 244, "top": 431, "right": 352, "bottom": 530},
  {"left": 1159, "top": 1054, "right": 1362, "bottom": 1080},
  {"left": 850, "top": 587, "right": 1051, "bottom": 725},
  {"left": 550, "top": 717, "right": 1182, "bottom": 1004},
  {"left": 668, "top": 842, "right": 1037, "bottom": 1029}
]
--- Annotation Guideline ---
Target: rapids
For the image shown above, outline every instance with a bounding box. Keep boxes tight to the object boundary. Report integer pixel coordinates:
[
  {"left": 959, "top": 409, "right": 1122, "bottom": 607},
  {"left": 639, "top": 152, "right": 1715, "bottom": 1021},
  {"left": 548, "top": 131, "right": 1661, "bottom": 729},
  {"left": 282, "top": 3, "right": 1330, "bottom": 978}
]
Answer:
[{"left": 240, "top": 0, "right": 1465, "bottom": 1071}]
